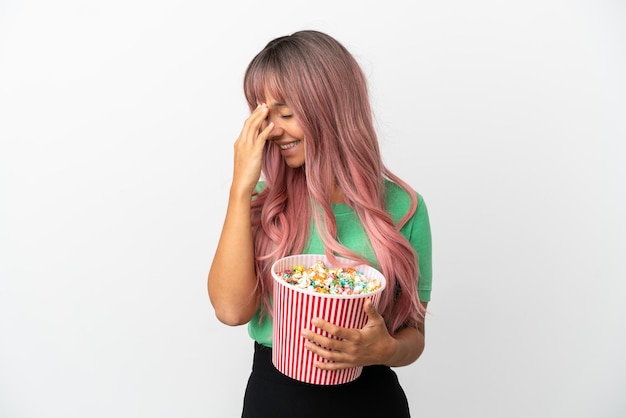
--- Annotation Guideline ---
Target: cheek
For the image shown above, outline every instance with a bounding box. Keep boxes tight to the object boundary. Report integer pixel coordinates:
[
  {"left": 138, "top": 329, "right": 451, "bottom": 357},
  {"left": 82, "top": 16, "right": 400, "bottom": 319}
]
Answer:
[{"left": 287, "top": 120, "right": 305, "bottom": 140}]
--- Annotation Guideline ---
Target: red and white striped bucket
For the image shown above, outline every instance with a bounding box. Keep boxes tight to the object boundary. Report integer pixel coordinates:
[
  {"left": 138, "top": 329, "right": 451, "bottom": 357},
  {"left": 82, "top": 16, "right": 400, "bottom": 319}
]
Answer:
[{"left": 271, "top": 254, "right": 386, "bottom": 385}]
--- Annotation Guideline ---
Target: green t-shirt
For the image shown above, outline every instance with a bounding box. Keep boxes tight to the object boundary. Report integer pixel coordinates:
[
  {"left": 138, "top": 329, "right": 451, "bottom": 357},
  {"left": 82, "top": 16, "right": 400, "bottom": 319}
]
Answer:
[{"left": 248, "top": 180, "right": 433, "bottom": 347}]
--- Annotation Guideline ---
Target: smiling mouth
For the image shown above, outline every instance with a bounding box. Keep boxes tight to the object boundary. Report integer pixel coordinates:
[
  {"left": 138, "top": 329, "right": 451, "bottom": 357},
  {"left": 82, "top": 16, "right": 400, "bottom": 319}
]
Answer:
[{"left": 279, "top": 141, "right": 301, "bottom": 150}]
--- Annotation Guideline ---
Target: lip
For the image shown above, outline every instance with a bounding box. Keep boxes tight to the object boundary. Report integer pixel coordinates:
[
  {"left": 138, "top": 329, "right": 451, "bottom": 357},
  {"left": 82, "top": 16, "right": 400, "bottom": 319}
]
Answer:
[{"left": 276, "top": 140, "right": 301, "bottom": 154}]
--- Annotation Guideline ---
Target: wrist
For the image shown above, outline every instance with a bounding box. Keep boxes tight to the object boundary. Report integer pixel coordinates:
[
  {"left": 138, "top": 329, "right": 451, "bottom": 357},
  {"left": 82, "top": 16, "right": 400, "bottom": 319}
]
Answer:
[
  {"left": 381, "top": 326, "right": 424, "bottom": 367},
  {"left": 229, "top": 182, "right": 255, "bottom": 201},
  {"left": 382, "top": 335, "right": 400, "bottom": 366}
]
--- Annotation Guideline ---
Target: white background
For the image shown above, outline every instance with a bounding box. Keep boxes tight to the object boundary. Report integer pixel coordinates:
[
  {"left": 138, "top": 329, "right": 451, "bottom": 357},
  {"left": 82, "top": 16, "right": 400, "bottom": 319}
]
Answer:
[{"left": 1, "top": 0, "right": 625, "bottom": 417}]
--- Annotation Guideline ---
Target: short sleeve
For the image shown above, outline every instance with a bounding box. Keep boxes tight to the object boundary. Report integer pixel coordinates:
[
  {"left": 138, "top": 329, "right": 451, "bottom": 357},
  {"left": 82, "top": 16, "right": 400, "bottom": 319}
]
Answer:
[{"left": 404, "top": 193, "right": 433, "bottom": 302}]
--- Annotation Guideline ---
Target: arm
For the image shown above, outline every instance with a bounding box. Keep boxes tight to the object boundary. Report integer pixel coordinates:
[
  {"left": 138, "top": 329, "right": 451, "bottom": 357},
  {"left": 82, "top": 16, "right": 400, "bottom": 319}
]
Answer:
[
  {"left": 207, "top": 104, "right": 273, "bottom": 326},
  {"left": 384, "top": 302, "right": 428, "bottom": 367},
  {"left": 207, "top": 188, "right": 259, "bottom": 326}
]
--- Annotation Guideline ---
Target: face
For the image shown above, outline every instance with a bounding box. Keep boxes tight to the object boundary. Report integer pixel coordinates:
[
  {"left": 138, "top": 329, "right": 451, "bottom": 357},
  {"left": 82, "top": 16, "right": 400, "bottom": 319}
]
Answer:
[{"left": 261, "top": 93, "right": 306, "bottom": 168}]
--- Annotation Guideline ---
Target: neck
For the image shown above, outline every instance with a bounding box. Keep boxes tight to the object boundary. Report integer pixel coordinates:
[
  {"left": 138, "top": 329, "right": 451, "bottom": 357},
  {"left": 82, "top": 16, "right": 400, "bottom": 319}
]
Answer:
[{"left": 331, "top": 184, "right": 346, "bottom": 204}]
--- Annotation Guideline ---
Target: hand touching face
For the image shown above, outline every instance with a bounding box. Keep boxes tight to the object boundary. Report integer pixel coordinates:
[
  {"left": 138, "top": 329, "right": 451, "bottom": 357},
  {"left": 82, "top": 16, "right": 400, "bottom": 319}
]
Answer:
[{"left": 261, "top": 93, "right": 306, "bottom": 168}]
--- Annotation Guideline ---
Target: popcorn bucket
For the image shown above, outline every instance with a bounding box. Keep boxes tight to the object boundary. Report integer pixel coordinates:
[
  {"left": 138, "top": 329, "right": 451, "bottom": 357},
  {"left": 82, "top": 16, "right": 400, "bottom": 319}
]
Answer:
[{"left": 271, "top": 254, "right": 386, "bottom": 385}]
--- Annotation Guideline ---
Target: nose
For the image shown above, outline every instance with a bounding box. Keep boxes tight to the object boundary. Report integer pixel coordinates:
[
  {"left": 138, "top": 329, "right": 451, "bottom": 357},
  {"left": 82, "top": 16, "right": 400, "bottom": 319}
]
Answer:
[{"left": 263, "top": 115, "right": 284, "bottom": 140}]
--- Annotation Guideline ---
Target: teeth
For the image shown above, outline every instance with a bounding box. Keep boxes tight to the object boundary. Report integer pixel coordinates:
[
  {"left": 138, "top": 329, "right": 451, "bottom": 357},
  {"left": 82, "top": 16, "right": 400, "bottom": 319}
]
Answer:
[{"left": 279, "top": 141, "right": 300, "bottom": 150}]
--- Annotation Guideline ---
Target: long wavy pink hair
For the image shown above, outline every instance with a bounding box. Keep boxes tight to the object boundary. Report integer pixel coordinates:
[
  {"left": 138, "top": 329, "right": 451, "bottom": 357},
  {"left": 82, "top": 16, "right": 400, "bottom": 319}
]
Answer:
[{"left": 244, "top": 30, "right": 425, "bottom": 333}]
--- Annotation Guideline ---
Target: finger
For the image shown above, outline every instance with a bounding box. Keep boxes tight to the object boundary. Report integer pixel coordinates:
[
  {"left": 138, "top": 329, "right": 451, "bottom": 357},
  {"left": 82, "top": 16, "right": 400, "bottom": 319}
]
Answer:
[
  {"left": 303, "top": 342, "right": 358, "bottom": 370},
  {"left": 303, "top": 334, "right": 352, "bottom": 360},
  {"left": 256, "top": 121, "right": 274, "bottom": 144},
  {"left": 310, "top": 317, "right": 340, "bottom": 336},
  {"left": 307, "top": 318, "right": 359, "bottom": 343},
  {"left": 364, "top": 298, "right": 382, "bottom": 320},
  {"left": 304, "top": 341, "right": 346, "bottom": 363},
  {"left": 241, "top": 104, "right": 269, "bottom": 136},
  {"left": 301, "top": 329, "right": 344, "bottom": 352}
]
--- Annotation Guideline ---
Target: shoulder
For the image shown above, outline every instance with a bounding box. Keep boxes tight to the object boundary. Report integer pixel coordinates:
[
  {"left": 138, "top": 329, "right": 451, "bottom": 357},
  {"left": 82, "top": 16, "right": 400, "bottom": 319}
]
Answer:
[{"left": 384, "top": 179, "right": 424, "bottom": 223}]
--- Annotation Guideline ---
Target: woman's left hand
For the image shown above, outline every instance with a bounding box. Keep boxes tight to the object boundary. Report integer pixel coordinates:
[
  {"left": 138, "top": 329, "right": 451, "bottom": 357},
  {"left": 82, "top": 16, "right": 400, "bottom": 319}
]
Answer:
[{"left": 301, "top": 299, "right": 398, "bottom": 370}]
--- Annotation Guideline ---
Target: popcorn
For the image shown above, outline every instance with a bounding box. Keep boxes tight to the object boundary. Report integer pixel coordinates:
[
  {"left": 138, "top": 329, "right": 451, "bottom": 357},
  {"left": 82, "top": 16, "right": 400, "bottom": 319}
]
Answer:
[
  {"left": 276, "top": 260, "right": 382, "bottom": 295},
  {"left": 271, "top": 254, "right": 387, "bottom": 384}
]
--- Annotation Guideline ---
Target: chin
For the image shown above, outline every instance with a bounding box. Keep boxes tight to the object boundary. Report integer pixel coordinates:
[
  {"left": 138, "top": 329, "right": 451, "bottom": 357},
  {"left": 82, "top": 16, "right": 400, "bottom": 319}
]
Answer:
[{"left": 285, "top": 159, "right": 305, "bottom": 168}]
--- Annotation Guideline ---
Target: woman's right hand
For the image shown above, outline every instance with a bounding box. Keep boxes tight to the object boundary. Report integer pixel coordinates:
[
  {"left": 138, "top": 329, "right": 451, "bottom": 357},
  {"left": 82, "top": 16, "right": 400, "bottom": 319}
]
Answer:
[{"left": 231, "top": 103, "right": 274, "bottom": 197}]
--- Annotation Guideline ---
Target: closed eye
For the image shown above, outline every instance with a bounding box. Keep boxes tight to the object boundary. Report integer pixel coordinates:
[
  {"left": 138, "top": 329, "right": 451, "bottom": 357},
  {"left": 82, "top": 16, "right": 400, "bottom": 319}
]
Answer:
[{"left": 280, "top": 114, "right": 293, "bottom": 119}]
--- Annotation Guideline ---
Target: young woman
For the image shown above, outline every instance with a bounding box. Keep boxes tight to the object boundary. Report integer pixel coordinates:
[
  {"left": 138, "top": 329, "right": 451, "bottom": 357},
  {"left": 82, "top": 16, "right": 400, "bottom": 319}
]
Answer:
[{"left": 208, "top": 30, "right": 432, "bottom": 417}]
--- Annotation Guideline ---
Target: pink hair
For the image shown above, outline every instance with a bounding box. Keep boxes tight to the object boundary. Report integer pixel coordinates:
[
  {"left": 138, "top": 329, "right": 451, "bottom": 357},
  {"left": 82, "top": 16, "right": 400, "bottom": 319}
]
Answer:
[{"left": 244, "top": 30, "right": 425, "bottom": 333}]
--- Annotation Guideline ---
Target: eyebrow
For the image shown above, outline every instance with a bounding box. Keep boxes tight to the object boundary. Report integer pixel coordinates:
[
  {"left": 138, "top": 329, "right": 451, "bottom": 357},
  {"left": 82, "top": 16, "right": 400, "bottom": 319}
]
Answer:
[{"left": 271, "top": 102, "right": 288, "bottom": 108}]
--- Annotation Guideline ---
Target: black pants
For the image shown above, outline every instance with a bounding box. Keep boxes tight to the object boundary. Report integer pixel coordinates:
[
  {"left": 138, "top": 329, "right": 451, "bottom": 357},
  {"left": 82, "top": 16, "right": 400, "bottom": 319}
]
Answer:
[{"left": 242, "top": 342, "right": 411, "bottom": 418}]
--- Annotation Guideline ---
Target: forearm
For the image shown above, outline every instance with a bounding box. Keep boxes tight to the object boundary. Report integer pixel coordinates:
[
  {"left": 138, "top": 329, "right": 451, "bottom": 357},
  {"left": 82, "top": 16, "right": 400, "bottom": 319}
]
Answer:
[
  {"left": 384, "top": 302, "right": 428, "bottom": 367},
  {"left": 208, "top": 188, "right": 260, "bottom": 325},
  {"left": 383, "top": 325, "right": 425, "bottom": 367}
]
